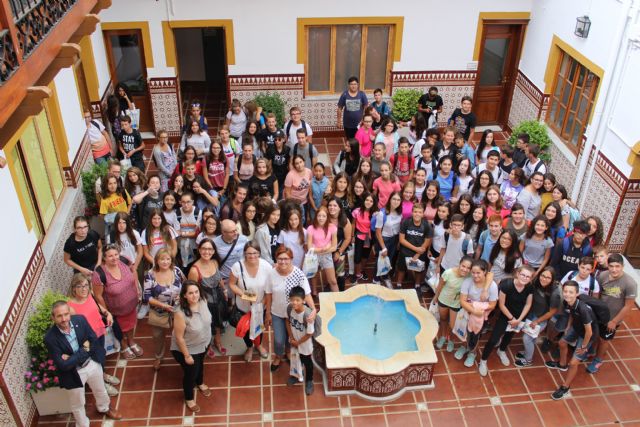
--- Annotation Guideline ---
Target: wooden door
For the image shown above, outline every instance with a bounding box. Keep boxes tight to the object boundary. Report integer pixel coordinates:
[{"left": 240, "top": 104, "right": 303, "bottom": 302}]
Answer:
[
  {"left": 624, "top": 207, "right": 640, "bottom": 267},
  {"left": 474, "top": 23, "right": 525, "bottom": 126},
  {"left": 103, "top": 29, "right": 154, "bottom": 133}
]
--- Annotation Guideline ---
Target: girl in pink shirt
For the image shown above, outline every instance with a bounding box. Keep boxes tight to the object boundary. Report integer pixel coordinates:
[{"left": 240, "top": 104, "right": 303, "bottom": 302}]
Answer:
[
  {"left": 401, "top": 181, "right": 416, "bottom": 220},
  {"left": 306, "top": 206, "right": 339, "bottom": 293},
  {"left": 355, "top": 114, "right": 375, "bottom": 157},
  {"left": 373, "top": 161, "right": 401, "bottom": 209},
  {"left": 352, "top": 193, "right": 378, "bottom": 282}
]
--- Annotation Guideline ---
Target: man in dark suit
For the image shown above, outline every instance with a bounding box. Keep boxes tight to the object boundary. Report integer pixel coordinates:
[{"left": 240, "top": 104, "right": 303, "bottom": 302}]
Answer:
[{"left": 44, "top": 301, "right": 122, "bottom": 426}]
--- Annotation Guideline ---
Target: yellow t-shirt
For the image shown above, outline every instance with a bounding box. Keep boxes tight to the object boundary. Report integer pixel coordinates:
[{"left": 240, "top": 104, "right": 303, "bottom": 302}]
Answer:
[
  {"left": 99, "top": 191, "right": 131, "bottom": 215},
  {"left": 540, "top": 192, "right": 554, "bottom": 213}
]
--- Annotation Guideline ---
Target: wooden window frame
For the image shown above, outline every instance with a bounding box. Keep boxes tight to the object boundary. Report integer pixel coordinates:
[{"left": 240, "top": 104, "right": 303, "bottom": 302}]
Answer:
[
  {"left": 103, "top": 28, "right": 150, "bottom": 95},
  {"left": 546, "top": 51, "right": 599, "bottom": 155},
  {"left": 304, "top": 24, "right": 394, "bottom": 96}
]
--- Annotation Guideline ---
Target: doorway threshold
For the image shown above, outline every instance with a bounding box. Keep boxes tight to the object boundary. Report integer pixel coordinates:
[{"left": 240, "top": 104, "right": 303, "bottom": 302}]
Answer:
[{"left": 475, "top": 125, "right": 503, "bottom": 132}]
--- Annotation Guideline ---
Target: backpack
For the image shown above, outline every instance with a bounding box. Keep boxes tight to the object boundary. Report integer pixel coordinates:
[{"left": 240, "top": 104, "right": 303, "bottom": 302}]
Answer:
[
  {"left": 431, "top": 170, "right": 459, "bottom": 190},
  {"left": 444, "top": 232, "right": 471, "bottom": 254},
  {"left": 95, "top": 256, "right": 131, "bottom": 285},
  {"left": 90, "top": 120, "right": 102, "bottom": 131},
  {"left": 286, "top": 304, "right": 322, "bottom": 338},
  {"left": 525, "top": 159, "right": 546, "bottom": 174},
  {"left": 293, "top": 142, "right": 314, "bottom": 161},
  {"left": 568, "top": 270, "right": 596, "bottom": 296},
  {"left": 176, "top": 205, "right": 201, "bottom": 224},
  {"left": 370, "top": 208, "right": 387, "bottom": 232},
  {"left": 577, "top": 294, "right": 611, "bottom": 325},
  {"left": 416, "top": 156, "right": 438, "bottom": 175},
  {"left": 285, "top": 120, "right": 307, "bottom": 141},
  {"left": 562, "top": 237, "right": 591, "bottom": 258}
]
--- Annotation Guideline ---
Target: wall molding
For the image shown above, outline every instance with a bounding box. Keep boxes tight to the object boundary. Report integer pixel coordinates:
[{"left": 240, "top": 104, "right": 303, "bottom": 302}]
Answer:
[{"left": 62, "top": 131, "right": 91, "bottom": 188}]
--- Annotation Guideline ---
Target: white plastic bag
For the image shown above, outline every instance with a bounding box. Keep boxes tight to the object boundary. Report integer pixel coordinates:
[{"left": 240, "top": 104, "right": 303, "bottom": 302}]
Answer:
[
  {"left": 289, "top": 347, "right": 304, "bottom": 382},
  {"left": 303, "top": 250, "right": 319, "bottom": 279},
  {"left": 426, "top": 256, "right": 437, "bottom": 279},
  {"left": 405, "top": 257, "right": 425, "bottom": 272},
  {"left": 125, "top": 108, "right": 140, "bottom": 130},
  {"left": 103, "top": 326, "right": 120, "bottom": 356},
  {"left": 119, "top": 157, "right": 132, "bottom": 172},
  {"left": 427, "top": 273, "right": 440, "bottom": 293},
  {"left": 376, "top": 252, "right": 392, "bottom": 277},
  {"left": 347, "top": 243, "right": 355, "bottom": 275},
  {"left": 428, "top": 301, "right": 440, "bottom": 322},
  {"left": 250, "top": 302, "right": 265, "bottom": 340},
  {"left": 452, "top": 310, "right": 469, "bottom": 342}
]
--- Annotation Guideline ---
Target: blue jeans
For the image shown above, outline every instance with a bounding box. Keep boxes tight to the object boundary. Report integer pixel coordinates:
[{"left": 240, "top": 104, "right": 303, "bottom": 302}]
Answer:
[
  {"left": 94, "top": 153, "right": 111, "bottom": 165},
  {"left": 522, "top": 315, "right": 547, "bottom": 362},
  {"left": 271, "top": 314, "right": 287, "bottom": 357}
]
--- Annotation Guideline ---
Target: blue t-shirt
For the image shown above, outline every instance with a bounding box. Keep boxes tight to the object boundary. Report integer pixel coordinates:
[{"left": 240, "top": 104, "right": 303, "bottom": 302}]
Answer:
[
  {"left": 311, "top": 176, "right": 329, "bottom": 210},
  {"left": 338, "top": 91, "right": 368, "bottom": 128},
  {"left": 478, "top": 230, "right": 499, "bottom": 261},
  {"left": 459, "top": 143, "right": 477, "bottom": 168},
  {"left": 431, "top": 171, "right": 458, "bottom": 201}
]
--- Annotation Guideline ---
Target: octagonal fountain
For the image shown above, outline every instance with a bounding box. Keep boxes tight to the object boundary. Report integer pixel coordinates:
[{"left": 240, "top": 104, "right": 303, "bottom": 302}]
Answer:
[{"left": 313, "top": 284, "right": 438, "bottom": 401}]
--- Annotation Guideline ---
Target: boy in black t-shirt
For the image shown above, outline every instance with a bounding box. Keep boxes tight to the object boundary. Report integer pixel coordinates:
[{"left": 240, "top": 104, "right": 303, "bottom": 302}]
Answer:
[
  {"left": 265, "top": 132, "right": 291, "bottom": 198},
  {"left": 551, "top": 221, "right": 593, "bottom": 278},
  {"left": 448, "top": 96, "right": 476, "bottom": 142},
  {"left": 417, "top": 86, "right": 443, "bottom": 127},
  {"left": 118, "top": 115, "right": 145, "bottom": 171},
  {"left": 513, "top": 133, "right": 529, "bottom": 167},
  {"left": 395, "top": 203, "right": 433, "bottom": 298}
]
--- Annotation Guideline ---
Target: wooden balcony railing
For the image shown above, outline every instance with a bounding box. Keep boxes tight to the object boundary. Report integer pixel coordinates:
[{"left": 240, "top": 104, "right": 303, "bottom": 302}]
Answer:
[{"left": 0, "top": 0, "right": 111, "bottom": 129}]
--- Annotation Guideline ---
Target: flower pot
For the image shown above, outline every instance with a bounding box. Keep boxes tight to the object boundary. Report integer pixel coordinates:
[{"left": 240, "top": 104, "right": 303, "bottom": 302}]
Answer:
[{"left": 31, "top": 387, "right": 71, "bottom": 416}]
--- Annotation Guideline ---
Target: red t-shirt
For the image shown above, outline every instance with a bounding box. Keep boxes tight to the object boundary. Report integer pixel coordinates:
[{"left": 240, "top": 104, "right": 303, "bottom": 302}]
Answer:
[{"left": 390, "top": 154, "right": 415, "bottom": 184}]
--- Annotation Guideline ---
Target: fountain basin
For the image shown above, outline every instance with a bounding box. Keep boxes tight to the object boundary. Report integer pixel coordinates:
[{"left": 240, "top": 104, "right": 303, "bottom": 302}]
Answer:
[{"left": 313, "top": 285, "right": 438, "bottom": 401}]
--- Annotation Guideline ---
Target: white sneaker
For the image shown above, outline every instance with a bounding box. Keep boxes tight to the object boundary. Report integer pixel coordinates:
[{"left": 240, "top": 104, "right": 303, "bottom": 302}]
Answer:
[
  {"left": 104, "top": 382, "right": 119, "bottom": 396},
  {"left": 497, "top": 350, "right": 511, "bottom": 367},
  {"left": 479, "top": 360, "right": 488, "bottom": 376},
  {"left": 384, "top": 278, "right": 393, "bottom": 289},
  {"left": 136, "top": 304, "right": 149, "bottom": 319}
]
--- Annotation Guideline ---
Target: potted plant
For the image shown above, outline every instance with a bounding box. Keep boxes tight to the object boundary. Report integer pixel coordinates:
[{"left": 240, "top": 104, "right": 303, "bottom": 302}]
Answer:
[
  {"left": 253, "top": 93, "right": 286, "bottom": 128},
  {"left": 79, "top": 162, "right": 108, "bottom": 218},
  {"left": 508, "top": 120, "right": 553, "bottom": 162},
  {"left": 25, "top": 291, "right": 71, "bottom": 416},
  {"left": 391, "top": 88, "right": 422, "bottom": 124}
]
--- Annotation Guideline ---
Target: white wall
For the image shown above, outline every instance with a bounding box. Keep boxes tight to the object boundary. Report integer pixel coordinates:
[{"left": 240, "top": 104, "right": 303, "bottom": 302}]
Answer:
[
  {"left": 0, "top": 153, "right": 38, "bottom": 322},
  {"left": 174, "top": 28, "right": 205, "bottom": 81},
  {"left": 54, "top": 67, "right": 86, "bottom": 158},
  {"left": 91, "top": 23, "right": 112, "bottom": 98},
  {"left": 99, "top": 0, "right": 531, "bottom": 76}
]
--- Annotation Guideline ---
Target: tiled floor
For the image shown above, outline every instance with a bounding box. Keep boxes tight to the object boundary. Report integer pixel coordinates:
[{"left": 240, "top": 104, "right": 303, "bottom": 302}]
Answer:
[
  {"left": 37, "top": 303, "right": 640, "bottom": 426},
  {"left": 38, "top": 86, "right": 640, "bottom": 426}
]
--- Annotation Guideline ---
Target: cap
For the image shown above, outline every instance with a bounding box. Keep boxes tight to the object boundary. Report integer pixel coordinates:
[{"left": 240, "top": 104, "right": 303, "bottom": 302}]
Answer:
[{"left": 275, "top": 129, "right": 285, "bottom": 139}]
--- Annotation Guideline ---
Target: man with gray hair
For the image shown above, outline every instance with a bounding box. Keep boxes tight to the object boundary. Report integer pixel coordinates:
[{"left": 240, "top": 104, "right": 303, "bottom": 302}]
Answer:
[{"left": 214, "top": 219, "right": 248, "bottom": 283}]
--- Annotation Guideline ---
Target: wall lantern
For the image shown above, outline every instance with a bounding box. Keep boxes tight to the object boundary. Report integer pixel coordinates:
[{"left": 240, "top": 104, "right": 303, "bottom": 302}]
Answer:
[{"left": 575, "top": 16, "right": 591, "bottom": 38}]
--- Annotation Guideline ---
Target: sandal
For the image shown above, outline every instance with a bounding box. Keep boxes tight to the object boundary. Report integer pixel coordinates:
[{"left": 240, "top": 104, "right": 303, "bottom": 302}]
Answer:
[
  {"left": 198, "top": 385, "right": 212, "bottom": 397},
  {"left": 130, "top": 343, "right": 144, "bottom": 357},
  {"left": 257, "top": 346, "right": 269, "bottom": 360},
  {"left": 121, "top": 347, "right": 135, "bottom": 360},
  {"left": 207, "top": 347, "right": 216, "bottom": 359},
  {"left": 186, "top": 402, "right": 200, "bottom": 413},
  {"left": 153, "top": 359, "right": 162, "bottom": 371},
  {"left": 215, "top": 344, "right": 227, "bottom": 356},
  {"left": 244, "top": 348, "right": 253, "bottom": 362},
  {"left": 270, "top": 357, "right": 281, "bottom": 372}
]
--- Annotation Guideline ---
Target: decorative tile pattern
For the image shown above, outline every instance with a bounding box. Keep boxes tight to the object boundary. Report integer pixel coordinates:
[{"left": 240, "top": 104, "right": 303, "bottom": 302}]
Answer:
[
  {"left": 62, "top": 132, "right": 91, "bottom": 188},
  {"left": 0, "top": 390, "right": 16, "bottom": 427},
  {"left": 609, "top": 197, "right": 640, "bottom": 251},
  {"left": 548, "top": 143, "right": 579, "bottom": 190},
  {"left": 149, "top": 78, "right": 182, "bottom": 137},
  {"left": 579, "top": 163, "right": 622, "bottom": 242}
]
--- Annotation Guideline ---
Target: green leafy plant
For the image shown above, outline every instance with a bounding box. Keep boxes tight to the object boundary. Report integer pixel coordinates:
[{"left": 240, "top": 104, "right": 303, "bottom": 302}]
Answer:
[
  {"left": 508, "top": 120, "right": 553, "bottom": 162},
  {"left": 26, "top": 291, "right": 67, "bottom": 361},
  {"left": 391, "top": 88, "right": 422, "bottom": 122},
  {"left": 80, "top": 162, "right": 108, "bottom": 217},
  {"left": 253, "top": 93, "right": 286, "bottom": 128}
]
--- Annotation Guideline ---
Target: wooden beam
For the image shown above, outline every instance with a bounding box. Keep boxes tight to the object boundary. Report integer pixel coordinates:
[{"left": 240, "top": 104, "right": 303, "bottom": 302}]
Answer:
[
  {"left": 0, "top": 86, "right": 51, "bottom": 146},
  {"left": 35, "top": 43, "right": 81, "bottom": 86},
  {"left": 91, "top": 0, "right": 112, "bottom": 14},
  {"left": 70, "top": 14, "right": 100, "bottom": 44}
]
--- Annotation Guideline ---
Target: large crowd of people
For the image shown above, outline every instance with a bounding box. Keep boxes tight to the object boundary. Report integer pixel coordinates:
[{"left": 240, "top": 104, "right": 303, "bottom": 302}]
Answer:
[{"left": 47, "top": 77, "right": 636, "bottom": 425}]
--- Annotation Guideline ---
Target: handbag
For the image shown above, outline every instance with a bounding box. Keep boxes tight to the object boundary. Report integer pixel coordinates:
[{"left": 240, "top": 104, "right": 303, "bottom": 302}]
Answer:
[
  {"left": 148, "top": 308, "right": 172, "bottom": 329},
  {"left": 250, "top": 302, "right": 265, "bottom": 340}
]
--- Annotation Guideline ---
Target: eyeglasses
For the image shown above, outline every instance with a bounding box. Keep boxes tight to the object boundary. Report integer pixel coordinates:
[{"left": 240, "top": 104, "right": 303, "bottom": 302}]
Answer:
[
  {"left": 518, "top": 273, "right": 533, "bottom": 280},
  {"left": 245, "top": 251, "right": 260, "bottom": 257},
  {"left": 276, "top": 258, "right": 291, "bottom": 263}
]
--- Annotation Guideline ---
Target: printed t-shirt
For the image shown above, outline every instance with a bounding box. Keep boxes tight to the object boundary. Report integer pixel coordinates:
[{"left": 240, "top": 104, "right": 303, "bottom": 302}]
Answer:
[
  {"left": 285, "top": 168, "right": 313, "bottom": 203},
  {"left": 63, "top": 230, "right": 101, "bottom": 271},
  {"left": 399, "top": 218, "right": 433, "bottom": 257},
  {"left": 288, "top": 307, "right": 315, "bottom": 355},
  {"left": 307, "top": 223, "right": 337, "bottom": 249}
]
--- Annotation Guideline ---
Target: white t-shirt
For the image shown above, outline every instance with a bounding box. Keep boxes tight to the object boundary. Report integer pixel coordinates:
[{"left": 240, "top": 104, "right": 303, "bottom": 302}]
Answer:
[
  {"left": 230, "top": 259, "right": 273, "bottom": 312},
  {"left": 472, "top": 163, "right": 502, "bottom": 185},
  {"left": 288, "top": 307, "right": 314, "bottom": 355},
  {"left": 277, "top": 229, "right": 307, "bottom": 268},
  {"left": 283, "top": 120, "right": 313, "bottom": 150},
  {"left": 441, "top": 232, "right": 475, "bottom": 270},
  {"left": 265, "top": 267, "right": 311, "bottom": 318},
  {"left": 106, "top": 230, "right": 142, "bottom": 264},
  {"left": 226, "top": 110, "right": 247, "bottom": 137},
  {"left": 376, "top": 211, "right": 402, "bottom": 238},
  {"left": 222, "top": 140, "right": 241, "bottom": 173},
  {"left": 561, "top": 271, "right": 600, "bottom": 295},
  {"left": 141, "top": 227, "right": 178, "bottom": 260}
]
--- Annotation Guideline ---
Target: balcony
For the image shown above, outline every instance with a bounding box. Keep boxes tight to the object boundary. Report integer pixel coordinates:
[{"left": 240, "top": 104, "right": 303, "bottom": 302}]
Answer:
[{"left": 0, "top": 0, "right": 111, "bottom": 129}]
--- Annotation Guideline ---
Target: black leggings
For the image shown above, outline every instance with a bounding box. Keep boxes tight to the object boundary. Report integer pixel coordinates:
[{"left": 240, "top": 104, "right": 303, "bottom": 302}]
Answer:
[
  {"left": 467, "top": 321, "right": 485, "bottom": 352},
  {"left": 300, "top": 354, "right": 314, "bottom": 382},
  {"left": 172, "top": 351, "right": 206, "bottom": 401},
  {"left": 354, "top": 236, "right": 372, "bottom": 264},
  {"left": 481, "top": 316, "right": 514, "bottom": 361}
]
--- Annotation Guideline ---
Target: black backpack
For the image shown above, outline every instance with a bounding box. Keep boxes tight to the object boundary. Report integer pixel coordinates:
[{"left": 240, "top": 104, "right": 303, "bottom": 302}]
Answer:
[
  {"left": 286, "top": 120, "right": 307, "bottom": 141},
  {"left": 577, "top": 294, "right": 610, "bottom": 325},
  {"left": 293, "top": 141, "right": 314, "bottom": 161}
]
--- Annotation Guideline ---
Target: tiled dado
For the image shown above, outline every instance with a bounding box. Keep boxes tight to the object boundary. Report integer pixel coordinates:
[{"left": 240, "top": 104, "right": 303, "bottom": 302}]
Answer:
[
  {"left": 390, "top": 70, "right": 477, "bottom": 127},
  {"left": 149, "top": 77, "right": 182, "bottom": 138},
  {"left": 508, "top": 70, "right": 549, "bottom": 129},
  {"left": 228, "top": 72, "right": 479, "bottom": 130},
  {"left": 62, "top": 130, "right": 91, "bottom": 188}
]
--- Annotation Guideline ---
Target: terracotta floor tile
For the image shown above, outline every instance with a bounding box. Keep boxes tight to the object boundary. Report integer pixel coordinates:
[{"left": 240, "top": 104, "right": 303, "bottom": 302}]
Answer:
[
  {"left": 461, "top": 405, "right": 500, "bottom": 427},
  {"left": 273, "top": 420, "right": 308, "bottom": 427},
  {"left": 121, "top": 366, "right": 156, "bottom": 392},
  {"left": 619, "top": 359, "right": 640, "bottom": 383},
  {"left": 193, "top": 415, "right": 229, "bottom": 425},
  {"left": 228, "top": 413, "right": 262, "bottom": 423},
  {"left": 230, "top": 361, "right": 262, "bottom": 386},
  {"left": 562, "top": 368, "right": 597, "bottom": 389},
  {"left": 423, "top": 375, "right": 456, "bottom": 401},
  {"left": 152, "top": 364, "right": 183, "bottom": 390},
  {"left": 150, "top": 390, "right": 186, "bottom": 419},
  {"left": 195, "top": 387, "right": 228, "bottom": 416},
  {"left": 351, "top": 406, "right": 384, "bottom": 416},
  {"left": 429, "top": 408, "right": 464, "bottom": 427},
  {"left": 272, "top": 384, "right": 306, "bottom": 412},
  {"left": 490, "top": 369, "right": 528, "bottom": 396},
  {"left": 305, "top": 388, "right": 340, "bottom": 410},
  {"left": 308, "top": 418, "right": 346, "bottom": 427},
  {"left": 594, "top": 361, "right": 629, "bottom": 387},
  {"left": 535, "top": 399, "right": 578, "bottom": 427},
  {"left": 202, "top": 361, "right": 229, "bottom": 388},
  {"left": 573, "top": 395, "right": 618, "bottom": 424},
  {"left": 450, "top": 372, "right": 488, "bottom": 399},
  {"left": 385, "top": 412, "right": 422, "bottom": 425},
  {"left": 605, "top": 392, "right": 640, "bottom": 422},
  {"left": 622, "top": 309, "right": 640, "bottom": 329},
  {"left": 229, "top": 386, "right": 262, "bottom": 414},
  {"left": 116, "top": 391, "right": 152, "bottom": 420},
  {"left": 518, "top": 367, "right": 558, "bottom": 393},
  {"left": 502, "top": 402, "right": 544, "bottom": 427},
  {"left": 147, "top": 417, "right": 184, "bottom": 425},
  {"left": 350, "top": 414, "right": 387, "bottom": 427},
  {"left": 611, "top": 336, "right": 640, "bottom": 359}
]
